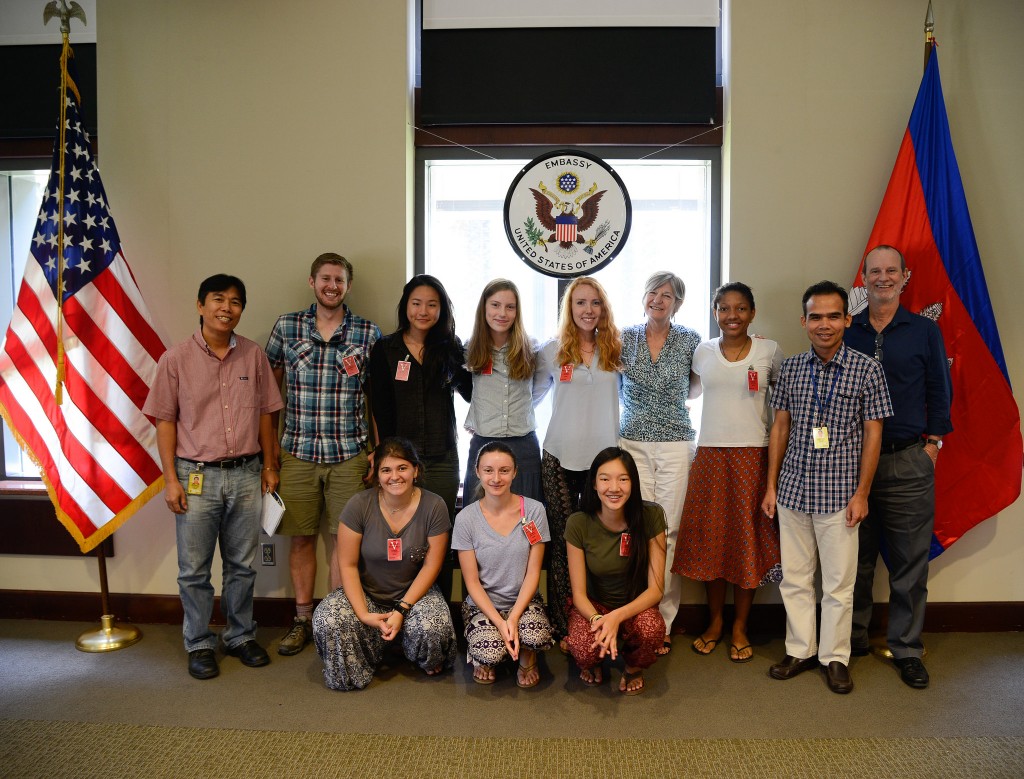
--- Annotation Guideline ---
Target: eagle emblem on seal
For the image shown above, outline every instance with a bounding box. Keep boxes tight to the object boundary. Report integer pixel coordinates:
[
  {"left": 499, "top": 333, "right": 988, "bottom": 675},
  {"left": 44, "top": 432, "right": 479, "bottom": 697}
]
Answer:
[{"left": 524, "top": 172, "right": 610, "bottom": 259}]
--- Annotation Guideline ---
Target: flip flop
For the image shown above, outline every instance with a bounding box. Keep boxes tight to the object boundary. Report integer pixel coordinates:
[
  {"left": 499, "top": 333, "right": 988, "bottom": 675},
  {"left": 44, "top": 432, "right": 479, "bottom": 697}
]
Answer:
[
  {"left": 691, "top": 635, "right": 721, "bottom": 655},
  {"left": 620, "top": 668, "right": 645, "bottom": 696},
  {"left": 730, "top": 644, "right": 754, "bottom": 664},
  {"left": 516, "top": 662, "right": 539, "bottom": 689},
  {"left": 472, "top": 663, "right": 496, "bottom": 684},
  {"left": 655, "top": 638, "right": 673, "bottom": 656},
  {"left": 579, "top": 667, "right": 603, "bottom": 686}
]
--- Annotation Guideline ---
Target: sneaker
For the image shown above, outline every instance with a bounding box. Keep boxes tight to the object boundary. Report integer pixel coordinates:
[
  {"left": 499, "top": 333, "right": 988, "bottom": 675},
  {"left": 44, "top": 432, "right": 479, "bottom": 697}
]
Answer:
[{"left": 277, "top": 616, "right": 312, "bottom": 656}]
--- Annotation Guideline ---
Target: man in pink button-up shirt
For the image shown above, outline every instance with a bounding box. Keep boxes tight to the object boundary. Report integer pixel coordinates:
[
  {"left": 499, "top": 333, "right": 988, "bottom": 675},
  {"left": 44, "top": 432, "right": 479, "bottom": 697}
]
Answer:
[{"left": 144, "top": 274, "right": 283, "bottom": 680}]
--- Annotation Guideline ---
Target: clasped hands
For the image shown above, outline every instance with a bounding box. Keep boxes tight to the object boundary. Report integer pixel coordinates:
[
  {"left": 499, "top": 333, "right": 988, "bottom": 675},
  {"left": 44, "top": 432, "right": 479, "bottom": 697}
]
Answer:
[{"left": 589, "top": 611, "right": 622, "bottom": 660}]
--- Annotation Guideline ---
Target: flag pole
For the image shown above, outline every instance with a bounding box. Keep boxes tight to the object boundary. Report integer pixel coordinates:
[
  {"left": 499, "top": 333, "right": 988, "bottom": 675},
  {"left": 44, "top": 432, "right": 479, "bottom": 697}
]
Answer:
[
  {"left": 924, "top": 1, "right": 935, "bottom": 70},
  {"left": 41, "top": 0, "right": 141, "bottom": 653}
]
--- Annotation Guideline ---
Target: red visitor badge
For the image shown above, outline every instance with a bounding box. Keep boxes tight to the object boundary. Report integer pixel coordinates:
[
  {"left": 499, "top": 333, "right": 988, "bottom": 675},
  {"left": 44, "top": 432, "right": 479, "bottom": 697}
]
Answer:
[
  {"left": 522, "top": 520, "right": 541, "bottom": 545},
  {"left": 395, "top": 360, "right": 411, "bottom": 382},
  {"left": 619, "top": 532, "right": 631, "bottom": 557},
  {"left": 482, "top": 360, "right": 493, "bottom": 376},
  {"left": 387, "top": 537, "right": 402, "bottom": 561},
  {"left": 747, "top": 368, "right": 759, "bottom": 392},
  {"left": 559, "top": 363, "right": 574, "bottom": 383},
  {"left": 343, "top": 355, "right": 359, "bottom": 376}
]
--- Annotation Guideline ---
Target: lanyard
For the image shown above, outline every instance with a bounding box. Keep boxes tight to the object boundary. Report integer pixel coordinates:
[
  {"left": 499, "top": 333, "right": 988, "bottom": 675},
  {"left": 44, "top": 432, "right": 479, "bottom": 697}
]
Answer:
[{"left": 808, "top": 359, "right": 842, "bottom": 425}]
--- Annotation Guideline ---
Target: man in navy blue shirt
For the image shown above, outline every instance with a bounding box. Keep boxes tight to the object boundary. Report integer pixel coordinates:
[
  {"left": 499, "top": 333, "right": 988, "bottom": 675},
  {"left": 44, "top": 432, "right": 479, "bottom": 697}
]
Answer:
[{"left": 845, "top": 245, "right": 953, "bottom": 689}]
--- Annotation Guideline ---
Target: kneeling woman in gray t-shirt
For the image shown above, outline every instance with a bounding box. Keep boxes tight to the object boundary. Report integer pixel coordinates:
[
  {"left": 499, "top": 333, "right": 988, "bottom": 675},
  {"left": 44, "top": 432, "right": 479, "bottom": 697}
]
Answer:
[
  {"left": 312, "top": 437, "right": 456, "bottom": 691},
  {"left": 452, "top": 441, "right": 553, "bottom": 688}
]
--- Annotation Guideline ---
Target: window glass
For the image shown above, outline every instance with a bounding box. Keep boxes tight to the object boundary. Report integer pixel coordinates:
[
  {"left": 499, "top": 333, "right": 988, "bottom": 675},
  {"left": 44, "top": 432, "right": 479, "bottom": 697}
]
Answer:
[
  {"left": 1, "top": 170, "right": 49, "bottom": 479},
  {"left": 423, "top": 156, "right": 715, "bottom": 478}
]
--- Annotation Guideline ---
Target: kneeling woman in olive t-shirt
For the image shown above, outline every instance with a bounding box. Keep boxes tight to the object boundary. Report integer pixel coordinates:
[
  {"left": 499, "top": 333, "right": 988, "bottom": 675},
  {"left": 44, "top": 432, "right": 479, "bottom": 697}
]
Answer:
[{"left": 565, "top": 447, "right": 667, "bottom": 695}]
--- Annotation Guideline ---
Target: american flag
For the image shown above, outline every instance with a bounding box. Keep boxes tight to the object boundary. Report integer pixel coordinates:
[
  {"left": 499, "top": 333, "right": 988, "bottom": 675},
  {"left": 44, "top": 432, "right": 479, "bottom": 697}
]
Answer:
[{"left": 0, "top": 46, "right": 165, "bottom": 553}]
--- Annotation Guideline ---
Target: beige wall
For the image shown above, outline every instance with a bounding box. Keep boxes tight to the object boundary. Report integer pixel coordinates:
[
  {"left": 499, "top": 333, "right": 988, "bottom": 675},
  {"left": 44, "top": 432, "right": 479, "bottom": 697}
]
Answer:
[
  {"left": 724, "top": 0, "right": 1024, "bottom": 603},
  {"left": 2, "top": 0, "right": 1021, "bottom": 605}
]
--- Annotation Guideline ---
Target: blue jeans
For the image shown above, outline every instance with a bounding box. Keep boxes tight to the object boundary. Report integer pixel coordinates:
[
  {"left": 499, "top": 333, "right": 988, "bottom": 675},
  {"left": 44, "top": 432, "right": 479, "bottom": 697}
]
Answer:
[{"left": 174, "top": 456, "right": 262, "bottom": 652}]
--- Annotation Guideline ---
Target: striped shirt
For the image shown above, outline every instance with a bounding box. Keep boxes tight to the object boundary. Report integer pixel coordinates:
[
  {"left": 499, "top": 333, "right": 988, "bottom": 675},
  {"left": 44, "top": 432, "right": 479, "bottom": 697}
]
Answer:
[
  {"left": 144, "top": 330, "right": 284, "bottom": 462},
  {"left": 464, "top": 341, "right": 551, "bottom": 437},
  {"left": 771, "top": 344, "right": 892, "bottom": 514},
  {"left": 265, "top": 304, "right": 380, "bottom": 463}
]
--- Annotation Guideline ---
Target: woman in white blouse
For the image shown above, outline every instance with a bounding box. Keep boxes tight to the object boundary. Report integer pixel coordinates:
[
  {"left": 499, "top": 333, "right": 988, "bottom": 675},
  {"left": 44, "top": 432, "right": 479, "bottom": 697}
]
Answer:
[{"left": 537, "top": 276, "right": 622, "bottom": 646}]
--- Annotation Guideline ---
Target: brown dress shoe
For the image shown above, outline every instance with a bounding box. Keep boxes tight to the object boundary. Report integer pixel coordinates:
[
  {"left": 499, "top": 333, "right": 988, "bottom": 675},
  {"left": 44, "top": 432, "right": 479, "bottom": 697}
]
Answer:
[
  {"left": 769, "top": 654, "right": 819, "bottom": 680},
  {"left": 824, "top": 661, "right": 854, "bottom": 694}
]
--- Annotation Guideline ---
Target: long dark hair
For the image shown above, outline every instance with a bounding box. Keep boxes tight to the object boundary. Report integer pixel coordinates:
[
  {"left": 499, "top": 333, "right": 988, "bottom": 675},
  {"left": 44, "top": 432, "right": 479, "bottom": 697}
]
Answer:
[
  {"left": 580, "top": 447, "right": 650, "bottom": 601},
  {"left": 395, "top": 274, "right": 464, "bottom": 383}
]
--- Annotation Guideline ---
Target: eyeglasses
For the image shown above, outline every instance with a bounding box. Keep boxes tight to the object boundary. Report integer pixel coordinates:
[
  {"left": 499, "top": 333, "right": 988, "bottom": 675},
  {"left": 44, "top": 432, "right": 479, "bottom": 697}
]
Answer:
[{"left": 874, "top": 332, "right": 884, "bottom": 362}]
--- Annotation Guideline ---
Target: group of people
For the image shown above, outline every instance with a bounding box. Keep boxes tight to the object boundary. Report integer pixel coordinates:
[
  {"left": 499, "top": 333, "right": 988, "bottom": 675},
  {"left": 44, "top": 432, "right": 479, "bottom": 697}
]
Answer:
[{"left": 144, "top": 244, "right": 951, "bottom": 697}]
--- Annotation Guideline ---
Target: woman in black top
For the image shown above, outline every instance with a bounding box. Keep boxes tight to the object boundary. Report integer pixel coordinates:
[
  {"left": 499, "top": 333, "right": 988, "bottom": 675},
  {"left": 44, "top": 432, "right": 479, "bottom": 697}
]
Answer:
[{"left": 370, "top": 273, "right": 472, "bottom": 524}]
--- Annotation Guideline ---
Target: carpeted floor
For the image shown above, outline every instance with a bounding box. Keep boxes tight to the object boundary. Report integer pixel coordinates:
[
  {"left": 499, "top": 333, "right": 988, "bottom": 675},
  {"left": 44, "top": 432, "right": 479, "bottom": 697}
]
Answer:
[
  {"left": 1, "top": 620, "right": 1022, "bottom": 777},
  {"left": 2, "top": 720, "right": 1022, "bottom": 779}
]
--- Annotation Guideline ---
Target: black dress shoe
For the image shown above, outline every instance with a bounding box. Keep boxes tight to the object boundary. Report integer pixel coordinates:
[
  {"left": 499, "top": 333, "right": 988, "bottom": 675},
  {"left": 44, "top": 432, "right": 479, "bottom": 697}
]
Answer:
[
  {"left": 894, "top": 656, "right": 929, "bottom": 689},
  {"left": 226, "top": 639, "right": 270, "bottom": 667},
  {"left": 188, "top": 649, "right": 219, "bottom": 680},
  {"left": 769, "top": 654, "right": 819, "bottom": 680},
  {"left": 850, "top": 645, "right": 870, "bottom": 657},
  {"left": 824, "top": 661, "right": 854, "bottom": 694}
]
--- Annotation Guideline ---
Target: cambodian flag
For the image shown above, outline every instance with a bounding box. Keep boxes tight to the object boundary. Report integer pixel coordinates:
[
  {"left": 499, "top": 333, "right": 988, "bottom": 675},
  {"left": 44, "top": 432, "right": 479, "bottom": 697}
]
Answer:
[{"left": 851, "top": 48, "right": 1022, "bottom": 557}]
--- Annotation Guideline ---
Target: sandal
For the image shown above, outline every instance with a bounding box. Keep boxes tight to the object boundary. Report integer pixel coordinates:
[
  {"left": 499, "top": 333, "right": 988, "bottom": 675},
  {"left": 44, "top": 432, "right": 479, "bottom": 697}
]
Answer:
[
  {"left": 516, "top": 662, "right": 539, "bottom": 689},
  {"left": 620, "top": 668, "right": 645, "bottom": 696},
  {"left": 691, "top": 635, "right": 721, "bottom": 656},
  {"left": 655, "top": 637, "right": 673, "bottom": 656},
  {"left": 579, "top": 667, "right": 603, "bottom": 686},
  {"left": 730, "top": 644, "right": 754, "bottom": 664},
  {"left": 472, "top": 663, "right": 496, "bottom": 685}
]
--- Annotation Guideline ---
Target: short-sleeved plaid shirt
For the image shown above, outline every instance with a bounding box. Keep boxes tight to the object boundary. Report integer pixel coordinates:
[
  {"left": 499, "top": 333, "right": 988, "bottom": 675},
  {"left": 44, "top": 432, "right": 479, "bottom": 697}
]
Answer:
[
  {"left": 265, "top": 304, "right": 380, "bottom": 463},
  {"left": 771, "top": 344, "right": 892, "bottom": 514}
]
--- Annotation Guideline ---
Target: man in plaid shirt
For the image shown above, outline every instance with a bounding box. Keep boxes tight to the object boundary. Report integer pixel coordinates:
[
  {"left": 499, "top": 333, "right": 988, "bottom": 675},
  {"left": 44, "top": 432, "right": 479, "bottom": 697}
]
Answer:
[
  {"left": 762, "top": 281, "right": 891, "bottom": 694},
  {"left": 265, "top": 253, "right": 381, "bottom": 656}
]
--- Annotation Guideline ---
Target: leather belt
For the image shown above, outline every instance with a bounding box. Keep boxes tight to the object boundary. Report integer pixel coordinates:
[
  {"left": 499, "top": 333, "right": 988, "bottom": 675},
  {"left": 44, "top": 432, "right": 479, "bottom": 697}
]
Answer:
[
  {"left": 179, "top": 454, "right": 260, "bottom": 469},
  {"left": 879, "top": 438, "right": 920, "bottom": 454}
]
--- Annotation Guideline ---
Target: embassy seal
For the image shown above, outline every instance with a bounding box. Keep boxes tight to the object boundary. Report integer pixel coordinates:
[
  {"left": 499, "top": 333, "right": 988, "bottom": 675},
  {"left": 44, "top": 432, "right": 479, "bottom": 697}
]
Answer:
[{"left": 503, "top": 149, "right": 631, "bottom": 279}]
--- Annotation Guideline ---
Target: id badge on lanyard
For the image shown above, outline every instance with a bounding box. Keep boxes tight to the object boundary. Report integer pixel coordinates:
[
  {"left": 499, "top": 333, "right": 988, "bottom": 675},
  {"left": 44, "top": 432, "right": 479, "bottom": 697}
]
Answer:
[
  {"left": 809, "top": 361, "right": 841, "bottom": 451},
  {"left": 520, "top": 496, "right": 541, "bottom": 545}
]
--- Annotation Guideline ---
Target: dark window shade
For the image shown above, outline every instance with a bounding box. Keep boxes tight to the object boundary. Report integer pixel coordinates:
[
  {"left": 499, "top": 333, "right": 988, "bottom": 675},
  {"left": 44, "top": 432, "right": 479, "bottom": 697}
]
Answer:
[
  {"left": 421, "top": 27, "right": 715, "bottom": 126},
  {"left": 0, "top": 44, "right": 97, "bottom": 140}
]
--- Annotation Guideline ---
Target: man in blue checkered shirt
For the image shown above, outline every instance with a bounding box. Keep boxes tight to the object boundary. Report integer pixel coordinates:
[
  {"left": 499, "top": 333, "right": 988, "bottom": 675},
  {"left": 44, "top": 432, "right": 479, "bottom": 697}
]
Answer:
[
  {"left": 265, "top": 253, "right": 381, "bottom": 656},
  {"left": 762, "top": 281, "right": 892, "bottom": 694}
]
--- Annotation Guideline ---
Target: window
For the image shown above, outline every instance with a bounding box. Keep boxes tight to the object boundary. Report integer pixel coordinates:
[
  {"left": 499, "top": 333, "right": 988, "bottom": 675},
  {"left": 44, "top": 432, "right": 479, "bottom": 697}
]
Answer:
[
  {"left": 1, "top": 168, "right": 49, "bottom": 479},
  {"left": 417, "top": 147, "right": 720, "bottom": 474}
]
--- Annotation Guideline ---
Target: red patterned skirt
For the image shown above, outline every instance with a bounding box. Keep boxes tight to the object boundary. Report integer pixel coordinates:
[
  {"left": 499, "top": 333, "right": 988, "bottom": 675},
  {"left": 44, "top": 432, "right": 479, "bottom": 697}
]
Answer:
[{"left": 671, "top": 446, "right": 781, "bottom": 589}]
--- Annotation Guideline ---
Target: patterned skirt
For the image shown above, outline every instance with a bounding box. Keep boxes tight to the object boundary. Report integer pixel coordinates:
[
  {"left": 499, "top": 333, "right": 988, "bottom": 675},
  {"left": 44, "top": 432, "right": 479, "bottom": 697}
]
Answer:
[{"left": 671, "top": 446, "right": 782, "bottom": 589}]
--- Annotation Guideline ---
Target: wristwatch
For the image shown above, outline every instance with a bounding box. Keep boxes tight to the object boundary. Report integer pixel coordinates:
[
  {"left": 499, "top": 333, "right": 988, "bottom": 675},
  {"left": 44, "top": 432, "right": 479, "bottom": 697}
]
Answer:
[
  {"left": 394, "top": 600, "right": 411, "bottom": 616},
  {"left": 924, "top": 437, "right": 943, "bottom": 449}
]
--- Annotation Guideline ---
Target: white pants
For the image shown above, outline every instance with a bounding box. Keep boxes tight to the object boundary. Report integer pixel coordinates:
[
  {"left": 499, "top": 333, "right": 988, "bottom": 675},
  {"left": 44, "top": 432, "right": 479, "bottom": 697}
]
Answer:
[
  {"left": 777, "top": 505, "right": 858, "bottom": 665},
  {"left": 619, "top": 438, "right": 695, "bottom": 634}
]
